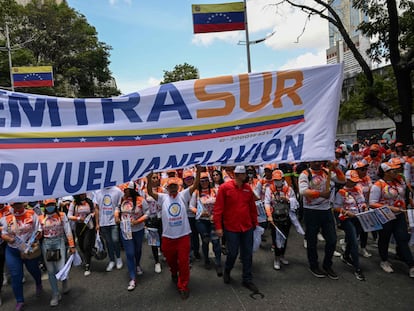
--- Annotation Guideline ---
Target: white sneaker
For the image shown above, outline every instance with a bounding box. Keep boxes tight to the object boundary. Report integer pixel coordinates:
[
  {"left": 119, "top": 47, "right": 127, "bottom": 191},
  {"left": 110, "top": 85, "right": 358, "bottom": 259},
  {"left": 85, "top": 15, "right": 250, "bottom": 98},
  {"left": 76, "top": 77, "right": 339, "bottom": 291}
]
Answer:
[
  {"left": 380, "top": 261, "right": 394, "bottom": 273},
  {"left": 339, "top": 238, "right": 345, "bottom": 245},
  {"left": 409, "top": 267, "right": 414, "bottom": 278},
  {"left": 106, "top": 261, "right": 115, "bottom": 272},
  {"left": 317, "top": 233, "right": 325, "bottom": 241},
  {"left": 2, "top": 273, "right": 7, "bottom": 286},
  {"left": 154, "top": 263, "right": 162, "bottom": 273},
  {"left": 333, "top": 251, "right": 341, "bottom": 257},
  {"left": 127, "top": 279, "right": 136, "bottom": 291},
  {"left": 280, "top": 257, "right": 289, "bottom": 265},
  {"left": 361, "top": 248, "right": 372, "bottom": 258},
  {"left": 136, "top": 266, "right": 144, "bottom": 275},
  {"left": 273, "top": 260, "right": 281, "bottom": 270},
  {"left": 303, "top": 239, "right": 307, "bottom": 249},
  {"left": 116, "top": 258, "right": 123, "bottom": 270},
  {"left": 84, "top": 270, "right": 91, "bottom": 277},
  {"left": 49, "top": 294, "right": 61, "bottom": 307}
]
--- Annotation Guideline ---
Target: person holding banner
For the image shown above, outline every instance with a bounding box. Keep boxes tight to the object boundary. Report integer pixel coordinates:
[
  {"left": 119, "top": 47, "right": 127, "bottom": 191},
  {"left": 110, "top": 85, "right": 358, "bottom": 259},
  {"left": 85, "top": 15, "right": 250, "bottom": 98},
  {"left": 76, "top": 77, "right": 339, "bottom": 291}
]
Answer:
[
  {"left": 68, "top": 193, "right": 96, "bottom": 277},
  {"left": 1, "top": 202, "right": 43, "bottom": 311},
  {"left": 115, "top": 181, "right": 149, "bottom": 291},
  {"left": 146, "top": 166, "right": 201, "bottom": 300},
  {"left": 214, "top": 166, "right": 259, "bottom": 294},
  {"left": 39, "top": 199, "right": 76, "bottom": 306},
  {"left": 264, "top": 170, "right": 297, "bottom": 270},
  {"left": 299, "top": 161, "right": 345, "bottom": 279},
  {"left": 334, "top": 170, "right": 367, "bottom": 281},
  {"left": 190, "top": 172, "right": 222, "bottom": 275},
  {"left": 369, "top": 162, "right": 414, "bottom": 277},
  {"left": 142, "top": 173, "right": 163, "bottom": 274},
  {"left": 353, "top": 160, "right": 373, "bottom": 258}
]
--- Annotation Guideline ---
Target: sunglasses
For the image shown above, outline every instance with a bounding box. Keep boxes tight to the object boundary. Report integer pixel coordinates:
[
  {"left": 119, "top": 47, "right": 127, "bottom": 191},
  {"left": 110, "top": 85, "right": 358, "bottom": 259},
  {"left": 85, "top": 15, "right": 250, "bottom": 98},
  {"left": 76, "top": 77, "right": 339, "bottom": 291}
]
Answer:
[
  {"left": 200, "top": 179, "right": 209, "bottom": 182},
  {"left": 212, "top": 174, "right": 220, "bottom": 177}
]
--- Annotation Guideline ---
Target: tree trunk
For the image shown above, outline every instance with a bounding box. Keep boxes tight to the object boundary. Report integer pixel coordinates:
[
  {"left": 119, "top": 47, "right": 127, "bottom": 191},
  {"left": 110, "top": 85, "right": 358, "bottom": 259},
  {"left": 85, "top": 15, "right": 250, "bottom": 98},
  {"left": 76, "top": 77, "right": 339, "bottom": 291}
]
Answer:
[{"left": 394, "top": 69, "right": 413, "bottom": 145}]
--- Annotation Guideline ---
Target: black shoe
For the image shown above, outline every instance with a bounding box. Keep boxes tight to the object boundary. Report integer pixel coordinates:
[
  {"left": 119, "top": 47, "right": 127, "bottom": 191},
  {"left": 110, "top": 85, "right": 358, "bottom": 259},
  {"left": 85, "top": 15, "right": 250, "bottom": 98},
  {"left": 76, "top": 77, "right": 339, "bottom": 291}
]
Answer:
[
  {"left": 242, "top": 281, "right": 258, "bottom": 293},
  {"left": 341, "top": 255, "right": 354, "bottom": 267},
  {"left": 221, "top": 246, "right": 228, "bottom": 255},
  {"left": 354, "top": 269, "right": 365, "bottom": 281},
  {"left": 204, "top": 260, "right": 212, "bottom": 270},
  {"left": 171, "top": 274, "right": 178, "bottom": 285},
  {"left": 223, "top": 269, "right": 231, "bottom": 284},
  {"left": 309, "top": 266, "right": 326, "bottom": 278},
  {"left": 194, "top": 252, "right": 201, "bottom": 260},
  {"left": 179, "top": 290, "right": 189, "bottom": 300},
  {"left": 215, "top": 265, "right": 223, "bottom": 277},
  {"left": 323, "top": 266, "right": 339, "bottom": 280}
]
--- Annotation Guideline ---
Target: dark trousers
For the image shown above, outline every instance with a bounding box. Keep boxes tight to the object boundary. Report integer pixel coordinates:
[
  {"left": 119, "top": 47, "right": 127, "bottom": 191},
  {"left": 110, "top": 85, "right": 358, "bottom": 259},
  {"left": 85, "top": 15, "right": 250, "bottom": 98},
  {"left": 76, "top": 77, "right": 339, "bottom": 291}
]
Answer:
[
  {"left": 224, "top": 227, "right": 254, "bottom": 282},
  {"left": 378, "top": 213, "right": 414, "bottom": 267},
  {"left": 75, "top": 223, "right": 95, "bottom": 266},
  {"left": 341, "top": 218, "right": 361, "bottom": 270},
  {"left": 188, "top": 217, "right": 200, "bottom": 256},
  {"left": 270, "top": 219, "right": 291, "bottom": 257},
  {"left": 304, "top": 208, "right": 337, "bottom": 269},
  {"left": 0, "top": 242, "right": 6, "bottom": 293}
]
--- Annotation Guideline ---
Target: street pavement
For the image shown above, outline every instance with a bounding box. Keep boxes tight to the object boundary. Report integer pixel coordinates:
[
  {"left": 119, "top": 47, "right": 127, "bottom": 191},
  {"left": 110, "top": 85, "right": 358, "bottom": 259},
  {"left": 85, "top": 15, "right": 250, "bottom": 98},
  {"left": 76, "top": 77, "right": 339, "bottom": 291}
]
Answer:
[{"left": 1, "top": 227, "right": 414, "bottom": 311}]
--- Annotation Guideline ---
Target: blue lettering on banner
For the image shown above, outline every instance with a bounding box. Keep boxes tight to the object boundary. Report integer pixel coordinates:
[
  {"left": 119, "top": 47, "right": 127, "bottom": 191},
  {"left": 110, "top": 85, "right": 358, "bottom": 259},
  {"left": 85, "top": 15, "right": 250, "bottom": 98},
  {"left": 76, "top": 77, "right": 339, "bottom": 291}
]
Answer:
[
  {"left": 0, "top": 134, "right": 304, "bottom": 200},
  {"left": 102, "top": 93, "right": 142, "bottom": 124}
]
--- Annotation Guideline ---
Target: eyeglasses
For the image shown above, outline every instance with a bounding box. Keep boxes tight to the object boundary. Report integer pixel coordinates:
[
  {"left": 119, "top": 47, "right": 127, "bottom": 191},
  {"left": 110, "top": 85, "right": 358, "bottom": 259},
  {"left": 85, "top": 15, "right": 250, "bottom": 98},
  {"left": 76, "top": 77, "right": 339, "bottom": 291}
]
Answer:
[
  {"left": 200, "top": 179, "right": 209, "bottom": 183},
  {"left": 212, "top": 174, "right": 220, "bottom": 177}
]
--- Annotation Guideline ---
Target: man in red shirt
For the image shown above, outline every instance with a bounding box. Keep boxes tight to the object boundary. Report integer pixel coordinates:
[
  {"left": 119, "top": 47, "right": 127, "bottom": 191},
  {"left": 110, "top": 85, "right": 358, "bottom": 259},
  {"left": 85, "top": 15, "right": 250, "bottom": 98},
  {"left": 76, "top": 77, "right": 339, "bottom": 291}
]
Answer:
[{"left": 214, "top": 166, "right": 258, "bottom": 293}]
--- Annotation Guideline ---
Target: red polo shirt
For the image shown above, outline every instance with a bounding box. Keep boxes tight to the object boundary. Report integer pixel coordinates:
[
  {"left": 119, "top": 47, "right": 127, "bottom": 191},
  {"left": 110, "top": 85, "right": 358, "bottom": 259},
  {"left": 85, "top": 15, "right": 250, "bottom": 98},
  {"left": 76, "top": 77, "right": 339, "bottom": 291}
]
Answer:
[{"left": 214, "top": 180, "right": 258, "bottom": 232}]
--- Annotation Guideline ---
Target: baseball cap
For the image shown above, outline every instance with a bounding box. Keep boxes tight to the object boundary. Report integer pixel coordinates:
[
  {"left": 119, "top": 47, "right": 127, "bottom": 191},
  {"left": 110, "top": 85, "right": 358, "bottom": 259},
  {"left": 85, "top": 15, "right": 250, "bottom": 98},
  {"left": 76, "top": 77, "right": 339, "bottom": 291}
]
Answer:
[
  {"left": 264, "top": 164, "right": 273, "bottom": 171},
  {"left": 234, "top": 166, "right": 246, "bottom": 174},
  {"left": 61, "top": 196, "right": 73, "bottom": 202},
  {"left": 345, "top": 170, "right": 361, "bottom": 182},
  {"left": 43, "top": 198, "right": 57, "bottom": 205},
  {"left": 395, "top": 142, "right": 403, "bottom": 147},
  {"left": 127, "top": 181, "right": 136, "bottom": 190},
  {"left": 388, "top": 157, "right": 404, "bottom": 166},
  {"left": 352, "top": 160, "right": 368, "bottom": 169},
  {"left": 167, "top": 177, "right": 181, "bottom": 186},
  {"left": 272, "top": 170, "right": 284, "bottom": 180},
  {"left": 335, "top": 148, "right": 343, "bottom": 153},
  {"left": 381, "top": 162, "right": 400, "bottom": 172}
]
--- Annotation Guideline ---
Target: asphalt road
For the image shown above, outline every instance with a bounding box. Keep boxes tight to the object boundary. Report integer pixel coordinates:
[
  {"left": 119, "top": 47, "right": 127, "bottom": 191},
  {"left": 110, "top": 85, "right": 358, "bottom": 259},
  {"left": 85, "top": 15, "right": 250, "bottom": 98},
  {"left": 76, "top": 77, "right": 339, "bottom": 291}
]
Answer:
[{"left": 2, "top": 227, "right": 414, "bottom": 311}]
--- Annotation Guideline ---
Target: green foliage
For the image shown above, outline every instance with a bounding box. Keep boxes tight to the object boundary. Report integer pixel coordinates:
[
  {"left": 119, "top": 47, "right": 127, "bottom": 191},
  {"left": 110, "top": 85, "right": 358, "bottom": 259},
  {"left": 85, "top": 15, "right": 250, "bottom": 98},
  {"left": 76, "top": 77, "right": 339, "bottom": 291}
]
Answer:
[
  {"left": 161, "top": 63, "right": 199, "bottom": 84},
  {"left": 0, "top": 0, "right": 120, "bottom": 97},
  {"left": 340, "top": 67, "right": 399, "bottom": 120}
]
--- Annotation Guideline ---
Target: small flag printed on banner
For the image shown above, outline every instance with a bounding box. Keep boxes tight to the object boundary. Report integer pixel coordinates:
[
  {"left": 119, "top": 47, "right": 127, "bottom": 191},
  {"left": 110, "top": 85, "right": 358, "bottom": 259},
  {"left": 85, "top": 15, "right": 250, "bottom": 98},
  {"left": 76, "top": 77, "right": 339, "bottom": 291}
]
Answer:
[
  {"left": 12, "top": 66, "right": 54, "bottom": 88},
  {"left": 192, "top": 2, "right": 245, "bottom": 34}
]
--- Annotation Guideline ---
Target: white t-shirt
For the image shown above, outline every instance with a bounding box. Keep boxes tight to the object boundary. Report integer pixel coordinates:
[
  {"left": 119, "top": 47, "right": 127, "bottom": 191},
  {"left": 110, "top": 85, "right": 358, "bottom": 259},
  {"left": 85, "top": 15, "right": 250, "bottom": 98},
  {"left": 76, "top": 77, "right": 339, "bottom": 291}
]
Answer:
[
  {"left": 158, "top": 188, "right": 192, "bottom": 239},
  {"left": 93, "top": 187, "right": 123, "bottom": 227}
]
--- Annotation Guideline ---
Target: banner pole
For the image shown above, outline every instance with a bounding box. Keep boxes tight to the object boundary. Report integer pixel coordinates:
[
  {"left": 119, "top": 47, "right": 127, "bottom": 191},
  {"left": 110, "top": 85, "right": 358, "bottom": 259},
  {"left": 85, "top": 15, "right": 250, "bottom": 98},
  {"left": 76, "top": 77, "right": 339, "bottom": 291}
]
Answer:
[
  {"left": 243, "top": 0, "right": 251, "bottom": 73},
  {"left": 6, "top": 24, "right": 15, "bottom": 92}
]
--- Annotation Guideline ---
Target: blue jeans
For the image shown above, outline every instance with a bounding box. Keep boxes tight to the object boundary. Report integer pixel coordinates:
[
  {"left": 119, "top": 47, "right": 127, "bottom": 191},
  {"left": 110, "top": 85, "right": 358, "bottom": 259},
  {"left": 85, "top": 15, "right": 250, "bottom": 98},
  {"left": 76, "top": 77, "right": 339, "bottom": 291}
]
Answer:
[
  {"left": 188, "top": 217, "right": 200, "bottom": 256},
  {"left": 5, "top": 245, "right": 42, "bottom": 303},
  {"left": 100, "top": 225, "right": 121, "bottom": 262},
  {"left": 42, "top": 237, "right": 67, "bottom": 296},
  {"left": 224, "top": 227, "right": 254, "bottom": 282},
  {"left": 304, "top": 209, "right": 337, "bottom": 269},
  {"left": 195, "top": 219, "right": 221, "bottom": 265},
  {"left": 341, "top": 218, "right": 360, "bottom": 270},
  {"left": 121, "top": 229, "right": 144, "bottom": 280}
]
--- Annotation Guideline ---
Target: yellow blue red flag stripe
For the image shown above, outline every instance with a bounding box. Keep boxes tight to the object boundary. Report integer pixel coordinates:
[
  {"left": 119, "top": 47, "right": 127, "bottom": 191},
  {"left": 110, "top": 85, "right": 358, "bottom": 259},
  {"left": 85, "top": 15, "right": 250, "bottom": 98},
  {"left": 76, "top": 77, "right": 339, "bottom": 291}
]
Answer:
[{"left": 12, "top": 66, "right": 54, "bottom": 87}]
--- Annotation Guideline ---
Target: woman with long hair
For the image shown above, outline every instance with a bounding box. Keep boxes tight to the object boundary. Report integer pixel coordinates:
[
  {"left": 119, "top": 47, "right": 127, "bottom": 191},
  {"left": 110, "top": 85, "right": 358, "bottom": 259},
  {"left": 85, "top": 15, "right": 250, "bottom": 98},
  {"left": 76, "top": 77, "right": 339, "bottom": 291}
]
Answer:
[
  {"left": 68, "top": 193, "right": 96, "bottom": 276},
  {"left": 115, "top": 181, "right": 149, "bottom": 291},
  {"left": 40, "top": 199, "right": 76, "bottom": 306}
]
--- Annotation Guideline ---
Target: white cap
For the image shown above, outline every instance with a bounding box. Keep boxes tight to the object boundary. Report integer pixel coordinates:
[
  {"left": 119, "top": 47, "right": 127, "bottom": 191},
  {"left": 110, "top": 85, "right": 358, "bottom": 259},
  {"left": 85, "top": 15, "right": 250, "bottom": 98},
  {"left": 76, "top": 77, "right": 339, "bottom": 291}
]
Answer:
[
  {"left": 127, "top": 181, "right": 135, "bottom": 189},
  {"left": 234, "top": 166, "right": 246, "bottom": 173}
]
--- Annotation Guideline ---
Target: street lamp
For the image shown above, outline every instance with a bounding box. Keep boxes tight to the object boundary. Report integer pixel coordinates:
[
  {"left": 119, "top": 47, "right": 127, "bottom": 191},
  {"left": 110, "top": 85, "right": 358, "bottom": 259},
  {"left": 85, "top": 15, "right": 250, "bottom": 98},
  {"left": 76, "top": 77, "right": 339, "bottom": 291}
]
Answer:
[
  {"left": 0, "top": 24, "right": 15, "bottom": 91},
  {"left": 238, "top": 31, "right": 276, "bottom": 72}
]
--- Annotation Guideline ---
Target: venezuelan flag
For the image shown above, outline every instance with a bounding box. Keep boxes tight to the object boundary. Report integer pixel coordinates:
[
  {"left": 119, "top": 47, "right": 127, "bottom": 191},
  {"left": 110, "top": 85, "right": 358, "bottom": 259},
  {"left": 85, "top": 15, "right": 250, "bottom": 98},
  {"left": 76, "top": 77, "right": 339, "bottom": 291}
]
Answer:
[
  {"left": 192, "top": 2, "right": 245, "bottom": 34},
  {"left": 12, "top": 66, "right": 54, "bottom": 88}
]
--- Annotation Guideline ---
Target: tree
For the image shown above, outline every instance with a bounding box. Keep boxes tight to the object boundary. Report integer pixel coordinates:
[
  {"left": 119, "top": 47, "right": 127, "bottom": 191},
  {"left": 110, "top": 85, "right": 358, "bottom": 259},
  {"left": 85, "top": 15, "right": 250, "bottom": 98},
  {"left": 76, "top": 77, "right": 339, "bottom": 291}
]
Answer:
[
  {"left": 0, "top": 0, "right": 120, "bottom": 97},
  {"left": 160, "top": 62, "right": 199, "bottom": 84},
  {"left": 274, "top": 0, "right": 414, "bottom": 145}
]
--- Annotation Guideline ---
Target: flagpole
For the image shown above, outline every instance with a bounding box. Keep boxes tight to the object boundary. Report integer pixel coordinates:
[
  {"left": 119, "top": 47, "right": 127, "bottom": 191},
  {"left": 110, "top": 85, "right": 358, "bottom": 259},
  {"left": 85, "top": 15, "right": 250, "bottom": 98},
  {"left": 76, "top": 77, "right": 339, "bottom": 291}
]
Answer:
[
  {"left": 5, "top": 24, "right": 15, "bottom": 91},
  {"left": 243, "top": 0, "right": 251, "bottom": 73}
]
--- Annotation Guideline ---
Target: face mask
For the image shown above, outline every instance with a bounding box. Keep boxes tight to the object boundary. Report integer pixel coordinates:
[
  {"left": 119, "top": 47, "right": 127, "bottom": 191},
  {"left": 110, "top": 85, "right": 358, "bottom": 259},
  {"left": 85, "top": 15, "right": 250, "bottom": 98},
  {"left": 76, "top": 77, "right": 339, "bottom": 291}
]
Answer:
[
  {"left": 45, "top": 206, "right": 56, "bottom": 213},
  {"left": 248, "top": 173, "right": 254, "bottom": 178},
  {"left": 274, "top": 180, "right": 284, "bottom": 187}
]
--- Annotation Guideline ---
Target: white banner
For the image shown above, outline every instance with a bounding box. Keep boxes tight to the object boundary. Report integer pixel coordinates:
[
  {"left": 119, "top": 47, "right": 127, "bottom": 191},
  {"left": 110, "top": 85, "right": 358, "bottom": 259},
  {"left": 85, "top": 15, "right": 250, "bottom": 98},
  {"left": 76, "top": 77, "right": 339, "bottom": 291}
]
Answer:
[{"left": 0, "top": 64, "right": 343, "bottom": 202}]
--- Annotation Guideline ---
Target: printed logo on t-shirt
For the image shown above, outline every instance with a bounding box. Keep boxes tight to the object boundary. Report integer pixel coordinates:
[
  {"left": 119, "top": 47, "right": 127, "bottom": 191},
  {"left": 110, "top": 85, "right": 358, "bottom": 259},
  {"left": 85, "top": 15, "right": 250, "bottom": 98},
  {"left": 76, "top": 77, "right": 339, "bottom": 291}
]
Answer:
[
  {"left": 168, "top": 203, "right": 182, "bottom": 227},
  {"left": 103, "top": 194, "right": 112, "bottom": 207}
]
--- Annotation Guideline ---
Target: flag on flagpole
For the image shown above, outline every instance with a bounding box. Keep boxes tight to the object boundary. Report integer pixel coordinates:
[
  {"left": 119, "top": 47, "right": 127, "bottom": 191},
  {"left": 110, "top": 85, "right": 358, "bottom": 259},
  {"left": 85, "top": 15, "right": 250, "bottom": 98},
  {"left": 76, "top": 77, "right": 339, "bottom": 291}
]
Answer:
[
  {"left": 12, "top": 66, "right": 54, "bottom": 87},
  {"left": 192, "top": 2, "right": 245, "bottom": 34}
]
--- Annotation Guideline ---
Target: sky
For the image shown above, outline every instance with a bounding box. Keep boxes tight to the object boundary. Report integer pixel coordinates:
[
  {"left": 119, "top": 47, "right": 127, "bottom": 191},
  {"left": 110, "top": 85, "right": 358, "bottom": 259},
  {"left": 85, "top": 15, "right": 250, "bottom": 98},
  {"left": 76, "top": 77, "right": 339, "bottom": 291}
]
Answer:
[{"left": 66, "top": 0, "right": 329, "bottom": 95}]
